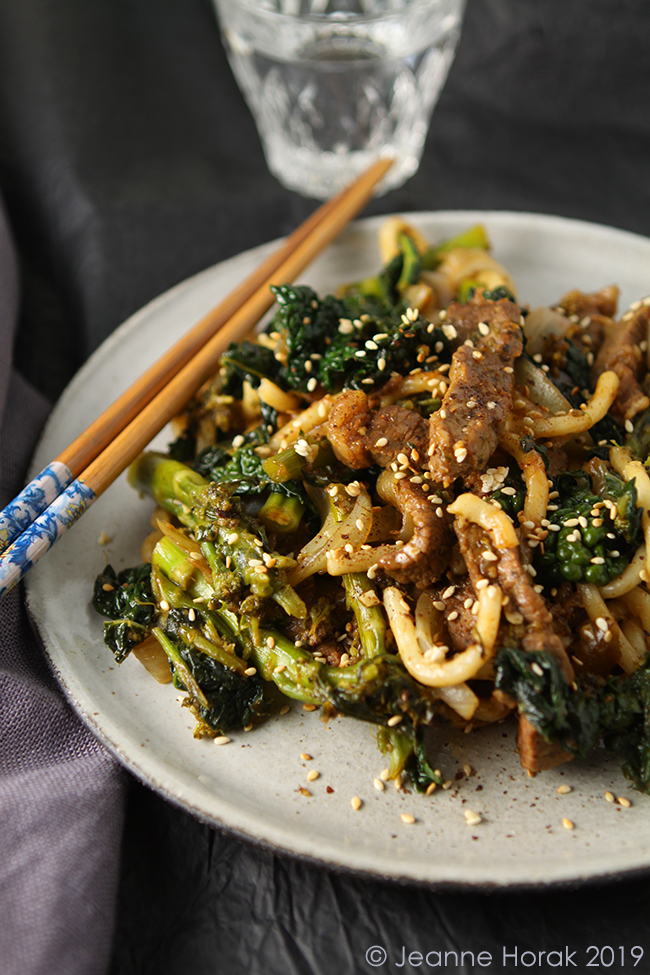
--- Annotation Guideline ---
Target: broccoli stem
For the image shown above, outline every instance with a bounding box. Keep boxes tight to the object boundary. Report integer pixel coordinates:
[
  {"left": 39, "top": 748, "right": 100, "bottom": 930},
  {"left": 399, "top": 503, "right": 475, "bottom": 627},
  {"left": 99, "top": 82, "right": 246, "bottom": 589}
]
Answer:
[
  {"left": 258, "top": 492, "right": 305, "bottom": 533},
  {"left": 343, "top": 572, "right": 387, "bottom": 658},
  {"left": 152, "top": 627, "right": 209, "bottom": 708}
]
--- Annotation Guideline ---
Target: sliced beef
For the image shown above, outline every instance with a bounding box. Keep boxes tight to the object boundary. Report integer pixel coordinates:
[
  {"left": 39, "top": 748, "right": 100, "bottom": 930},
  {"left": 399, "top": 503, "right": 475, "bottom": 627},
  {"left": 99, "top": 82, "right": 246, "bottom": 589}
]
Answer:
[
  {"left": 592, "top": 302, "right": 650, "bottom": 422},
  {"left": 517, "top": 715, "right": 573, "bottom": 772},
  {"left": 327, "top": 390, "right": 428, "bottom": 471},
  {"left": 428, "top": 301, "right": 523, "bottom": 487},
  {"left": 376, "top": 476, "right": 451, "bottom": 589},
  {"left": 559, "top": 285, "right": 619, "bottom": 320}
]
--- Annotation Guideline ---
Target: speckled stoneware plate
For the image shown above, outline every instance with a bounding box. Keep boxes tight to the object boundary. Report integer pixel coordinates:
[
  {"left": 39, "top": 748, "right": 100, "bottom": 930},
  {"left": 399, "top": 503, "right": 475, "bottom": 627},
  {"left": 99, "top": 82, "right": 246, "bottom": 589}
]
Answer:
[{"left": 25, "top": 211, "right": 650, "bottom": 888}]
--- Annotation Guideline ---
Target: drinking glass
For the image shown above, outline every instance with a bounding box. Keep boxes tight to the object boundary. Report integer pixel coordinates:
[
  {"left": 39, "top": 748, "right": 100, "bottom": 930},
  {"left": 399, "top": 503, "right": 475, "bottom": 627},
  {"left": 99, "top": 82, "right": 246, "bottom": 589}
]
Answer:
[{"left": 212, "top": 0, "right": 466, "bottom": 199}]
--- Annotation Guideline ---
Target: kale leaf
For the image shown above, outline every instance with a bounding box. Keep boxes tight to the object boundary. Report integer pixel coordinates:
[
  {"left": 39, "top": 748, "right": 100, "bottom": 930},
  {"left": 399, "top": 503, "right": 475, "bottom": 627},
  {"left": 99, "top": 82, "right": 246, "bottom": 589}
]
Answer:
[{"left": 92, "top": 564, "right": 157, "bottom": 663}]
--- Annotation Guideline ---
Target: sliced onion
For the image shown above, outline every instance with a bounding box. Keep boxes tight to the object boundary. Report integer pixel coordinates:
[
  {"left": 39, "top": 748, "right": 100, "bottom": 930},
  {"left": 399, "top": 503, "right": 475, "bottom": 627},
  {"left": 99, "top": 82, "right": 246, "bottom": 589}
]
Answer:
[
  {"left": 523, "top": 306, "right": 571, "bottom": 356},
  {"left": 415, "top": 592, "right": 445, "bottom": 656},
  {"left": 514, "top": 356, "right": 571, "bottom": 415},
  {"left": 290, "top": 486, "right": 373, "bottom": 586}
]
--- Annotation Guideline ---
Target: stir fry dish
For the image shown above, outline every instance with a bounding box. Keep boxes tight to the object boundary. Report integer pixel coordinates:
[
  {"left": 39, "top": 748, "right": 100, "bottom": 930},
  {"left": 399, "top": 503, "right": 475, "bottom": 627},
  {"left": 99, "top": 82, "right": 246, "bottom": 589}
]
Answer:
[{"left": 93, "top": 217, "right": 650, "bottom": 795}]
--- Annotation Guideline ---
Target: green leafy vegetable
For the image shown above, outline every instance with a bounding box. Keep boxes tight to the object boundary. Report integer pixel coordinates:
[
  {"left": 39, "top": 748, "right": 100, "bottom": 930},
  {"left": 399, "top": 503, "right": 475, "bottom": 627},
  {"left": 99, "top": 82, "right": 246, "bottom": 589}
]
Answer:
[
  {"left": 495, "top": 647, "right": 650, "bottom": 794},
  {"left": 92, "top": 564, "right": 157, "bottom": 663}
]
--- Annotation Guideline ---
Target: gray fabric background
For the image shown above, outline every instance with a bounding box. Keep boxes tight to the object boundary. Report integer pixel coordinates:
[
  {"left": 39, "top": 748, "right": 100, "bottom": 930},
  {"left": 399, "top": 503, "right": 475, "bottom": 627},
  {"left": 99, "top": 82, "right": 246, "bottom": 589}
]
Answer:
[{"left": 0, "top": 198, "right": 125, "bottom": 975}]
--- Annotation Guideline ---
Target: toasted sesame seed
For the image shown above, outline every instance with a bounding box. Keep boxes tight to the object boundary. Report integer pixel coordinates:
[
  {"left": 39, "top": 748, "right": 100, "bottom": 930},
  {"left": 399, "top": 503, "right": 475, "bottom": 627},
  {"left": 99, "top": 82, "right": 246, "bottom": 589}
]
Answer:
[
  {"left": 605, "top": 791, "right": 615, "bottom": 802},
  {"left": 97, "top": 531, "right": 111, "bottom": 546},
  {"left": 380, "top": 768, "right": 391, "bottom": 781},
  {"left": 307, "top": 770, "right": 320, "bottom": 782},
  {"left": 374, "top": 778, "right": 385, "bottom": 792},
  {"left": 531, "top": 663, "right": 544, "bottom": 677},
  {"left": 425, "top": 782, "right": 437, "bottom": 795},
  {"left": 101, "top": 583, "right": 115, "bottom": 592},
  {"left": 159, "top": 600, "right": 170, "bottom": 612},
  {"left": 280, "top": 704, "right": 291, "bottom": 715},
  {"left": 387, "top": 715, "right": 403, "bottom": 727},
  {"left": 625, "top": 419, "right": 634, "bottom": 433},
  {"left": 557, "top": 785, "right": 572, "bottom": 795},
  {"left": 595, "top": 617, "right": 609, "bottom": 632},
  {"left": 303, "top": 704, "right": 318, "bottom": 712},
  {"left": 618, "top": 796, "right": 632, "bottom": 807},
  {"left": 213, "top": 735, "right": 231, "bottom": 745},
  {"left": 464, "top": 810, "right": 482, "bottom": 826},
  {"left": 244, "top": 667, "right": 257, "bottom": 677},
  {"left": 562, "top": 818, "right": 574, "bottom": 830},
  {"left": 351, "top": 796, "right": 362, "bottom": 811},
  {"left": 401, "top": 813, "right": 416, "bottom": 825},
  {"left": 227, "top": 532, "right": 239, "bottom": 544},
  {"left": 442, "top": 780, "right": 453, "bottom": 790}
]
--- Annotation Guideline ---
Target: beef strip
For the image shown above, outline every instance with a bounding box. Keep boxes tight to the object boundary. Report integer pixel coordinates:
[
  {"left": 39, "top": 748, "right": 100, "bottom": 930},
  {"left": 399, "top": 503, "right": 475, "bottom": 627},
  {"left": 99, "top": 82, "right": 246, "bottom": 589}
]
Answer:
[
  {"left": 517, "top": 715, "right": 572, "bottom": 773},
  {"left": 327, "top": 390, "right": 429, "bottom": 470},
  {"left": 592, "top": 302, "right": 650, "bottom": 422},
  {"left": 559, "top": 285, "right": 619, "bottom": 320},
  {"left": 376, "top": 476, "right": 451, "bottom": 588},
  {"left": 453, "top": 518, "right": 575, "bottom": 773},
  {"left": 428, "top": 299, "right": 523, "bottom": 487}
]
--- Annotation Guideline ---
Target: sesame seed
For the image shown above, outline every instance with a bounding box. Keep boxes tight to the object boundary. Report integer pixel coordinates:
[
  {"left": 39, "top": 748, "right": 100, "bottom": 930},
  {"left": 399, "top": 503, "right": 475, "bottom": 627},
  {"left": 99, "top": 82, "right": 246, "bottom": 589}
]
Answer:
[
  {"left": 478, "top": 321, "right": 490, "bottom": 336},
  {"left": 361, "top": 378, "right": 375, "bottom": 385},
  {"left": 380, "top": 768, "right": 390, "bottom": 781},
  {"left": 307, "top": 377, "right": 317, "bottom": 392},
  {"left": 557, "top": 785, "right": 572, "bottom": 795},
  {"left": 472, "top": 350, "right": 483, "bottom": 360},
  {"left": 562, "top": 818, "right": 574, "bottom": 830},
  {"left": 159, "top": 600, "right": 170, "bottom": 612},
  {"left": 401, "top": 814, "right": 416, "bottom": 825},
  {"left": 101, "top": 583, "right": 115, "bottom": 592},
  {"left": 618, "top": 796, "right": 632, "bottom": 807},
  {"left": 227, "top": 532, "right": 239, "bottom": 544},
  {"left": 605, "top": 791, "right": 615, "bottom": 802},
  {"left": 232, "top": 434, "right": 245, "bottom": 448},
  {"left": 531, "top": 663, "right": 544, "bottom": 677},
  {"left": 387, "top": 715, "right": 403, "bottom": 727},
  {"left": 375, "top": 436, "right": 388, "bottom": 447},
  {"left": 355, "top": 350, "right": 366, "bottom": 358},
  {"left": 394, "top": 472, "right": 407, "bottom": 480},
  {"left": 595, "top": 617, "right": 609, "bottom": 632},
  {"left": 307, "top": 770, "right": 319, "bottom": 782},
  {"left": 338, "top": 319, "right": 354, "bottom": 334},
  {"left": 501, "top": 486, "right": 516, "bottom": 496},
  {"left": 303, "top": 704, "right": 318, "bottom": 712},
  {"left": 442, "top": 780, "right": 453, "bottom": 790},
  {"left": 374, "top": 778, "right": 385, "bottom": 792},
  {"left": 447, "top": 610, "right": 459, "bottom": 622},
  {"left": 464, "top": 810, "right": 482, "bottom": 826},
  {"left": 304, "top": 360, "right": 312, "bottom": 373},
  {"left": 97, "top": 531, "right": 111, "bottom": 546},
  {"left": 433, "top": 600, "right": 446, "bottom": 611},
  {"left": 504, "top": 366, "right": 514, "bottom": 374},
  {"left": 365, "top": 340, "right": 378, "bottom": 351},
  {"left": 378, "top": 358, "right": 387, "bottom": 371},
  {"left": 351, "top": 796, "right": 362, "bottom": 811},
  {"left": 280, "top": 705, "right": 291, "bottom": 715},
  {"left": 591, "top": 557, "right": 605, "bottom": 565},
  {"left": 425, "top": 782, "right": 437, "bottom": 796},
  {"left": 213, "top": 735, "right": 231, "bottom": 746}
]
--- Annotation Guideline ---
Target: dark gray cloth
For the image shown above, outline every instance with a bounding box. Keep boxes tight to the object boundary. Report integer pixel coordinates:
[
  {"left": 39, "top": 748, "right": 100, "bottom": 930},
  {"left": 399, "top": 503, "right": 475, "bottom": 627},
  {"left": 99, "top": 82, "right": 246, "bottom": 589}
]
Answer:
[{"left": 0, "top": 198, "right": 125, "bottom": 975}]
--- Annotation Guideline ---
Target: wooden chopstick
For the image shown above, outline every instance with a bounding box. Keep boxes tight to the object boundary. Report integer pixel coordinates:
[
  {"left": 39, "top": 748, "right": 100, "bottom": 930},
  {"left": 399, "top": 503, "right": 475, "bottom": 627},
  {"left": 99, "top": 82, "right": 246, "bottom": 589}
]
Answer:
[{"left": 0, "top": 157, "right": 392, "bottom": 599}]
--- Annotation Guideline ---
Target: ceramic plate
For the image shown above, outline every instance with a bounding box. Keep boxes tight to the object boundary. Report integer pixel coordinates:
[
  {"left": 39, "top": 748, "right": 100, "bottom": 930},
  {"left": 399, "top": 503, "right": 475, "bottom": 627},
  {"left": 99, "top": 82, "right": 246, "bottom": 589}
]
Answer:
[{"left": 25, "top": 211, "right": 650, "bottom": 888}]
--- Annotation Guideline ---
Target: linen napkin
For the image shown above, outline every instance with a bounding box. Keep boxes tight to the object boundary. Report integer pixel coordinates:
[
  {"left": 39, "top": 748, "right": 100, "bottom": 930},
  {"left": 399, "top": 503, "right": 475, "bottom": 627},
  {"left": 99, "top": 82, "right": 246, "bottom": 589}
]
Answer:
[{"left": 0, "top": 196, "right": 125, "bottom": 975}]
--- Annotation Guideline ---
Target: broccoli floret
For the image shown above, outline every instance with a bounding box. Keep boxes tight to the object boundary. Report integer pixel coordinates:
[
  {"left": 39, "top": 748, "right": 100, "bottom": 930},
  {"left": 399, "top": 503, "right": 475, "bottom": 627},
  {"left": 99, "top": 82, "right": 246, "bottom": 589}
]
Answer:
[{"left": 537, "top": 470, "right": 641, "bottom": 586}]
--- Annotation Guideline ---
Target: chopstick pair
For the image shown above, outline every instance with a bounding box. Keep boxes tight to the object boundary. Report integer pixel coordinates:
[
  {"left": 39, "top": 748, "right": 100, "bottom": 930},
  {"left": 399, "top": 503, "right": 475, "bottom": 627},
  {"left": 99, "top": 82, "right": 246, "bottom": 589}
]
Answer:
[{"left": 0, "top": 157, "right": 393, "bottom": 601}]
